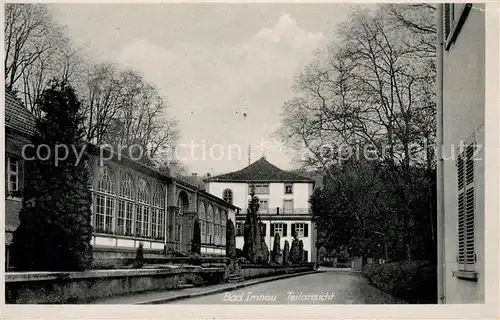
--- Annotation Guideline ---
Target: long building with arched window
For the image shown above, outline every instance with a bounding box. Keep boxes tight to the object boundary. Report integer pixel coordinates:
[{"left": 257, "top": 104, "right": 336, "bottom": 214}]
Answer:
[{"left": 4, "top": 91, "right": 238, "bottom": 269}]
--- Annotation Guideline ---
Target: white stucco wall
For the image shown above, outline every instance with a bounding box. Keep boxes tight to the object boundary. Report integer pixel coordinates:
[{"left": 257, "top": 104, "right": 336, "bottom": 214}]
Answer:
[
  {"left": 206, "top": 181, "right": 313, "bottom": 213},
  {"left": 442, "top": 4, "right": 485, "bottom": 303}
]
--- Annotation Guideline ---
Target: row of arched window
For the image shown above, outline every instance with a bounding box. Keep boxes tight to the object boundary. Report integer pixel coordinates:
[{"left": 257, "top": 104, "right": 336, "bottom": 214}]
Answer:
[
  {"left": 88, "top": 163, "right": 166, "bottom": 240},
  {"left": 86, "top": 161, "right": 229, "bottom": 246}
]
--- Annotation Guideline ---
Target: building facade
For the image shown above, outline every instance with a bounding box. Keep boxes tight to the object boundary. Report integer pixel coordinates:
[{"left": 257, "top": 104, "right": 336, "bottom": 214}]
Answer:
[
  {"left": 438, "top": 3, "right": 484, "bottom": 303},
  {"left": 204, "top": 157, "right": 317, "bottom": 262},
  {"left": 4, "top": 91, "right": 238, "bottom": 270}
]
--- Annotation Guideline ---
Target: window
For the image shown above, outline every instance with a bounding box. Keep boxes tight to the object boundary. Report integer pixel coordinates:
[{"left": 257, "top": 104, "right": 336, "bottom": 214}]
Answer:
[
  {"left": 457, "top": 142, "right": 476, "bottom": 272},
  {"left": 292, "top": 223, "right": 308, "bottom": 238},
  {"left": 95, "top": 166, "right": 115, "bottom": 233},
  {"left": 207, "top": 204, "right": 214, "bottom": 244},
  {"left": 136, "top": 178, "right": 151, "bottom": 237},
  {"left": 236, "top": 222, "right": 244, "bottom": 236},
  {"left": 283, "top": 200, "right": 294, "bottom": 214},
  {"left": 223, "top": 189, "right": 233, "bottom": 204},
  {"left": 249, "top": 184, "right": 269, "bottom": 195},
  {"left": 284, "top": 183, "right": 293, "bottom": 194},
  {"left": 6, "top": 157, "right": 19, "bottom": 192},
  {"left": 271, "top": 223, "right": 287, "bottom": 237},
  {"left": 199, "top": 201, "right": 206, "bottom": 242},
  {"left": 118, "top": 173, "right": 134, "bottom": 236},
  {"left": 259, "top": 200, "right": 269, "bottom": 214},
  {"left": 444, "top": 3, "right": 472, "bottom": 49},
  {"left": 215, "top": 208, "right": 221, "bottom": 245},
  {"left": 152, "top": 185, "right": 165, "bottom": 240}
]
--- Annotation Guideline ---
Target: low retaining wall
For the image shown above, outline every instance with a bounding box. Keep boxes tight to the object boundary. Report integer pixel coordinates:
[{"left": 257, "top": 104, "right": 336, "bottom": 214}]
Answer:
[
  {"left": 5, "top": 266, "right": 224, "bottom": 304},
  {"left": 240, "top": 263, "right": 315, "bottom": 280},
  {"left": 6, "top": 263, "right": 315, "bottom": 304},
  {"left": 91, "top": 247, "right": 229, "bottom": 269}
]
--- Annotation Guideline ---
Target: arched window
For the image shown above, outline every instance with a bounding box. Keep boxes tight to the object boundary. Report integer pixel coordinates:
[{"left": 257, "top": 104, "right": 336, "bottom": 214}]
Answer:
[
  {"left": 117, "top": 173, "right": 134, "bottom": 236},
  {"left": 136, "top": 178, "right": 151, "bottom": 237},
  {"left": 152, "top": 184, "right": 165, "bottom": 239},
  {"left": 207, "top": 204, "right": 214, "bottom": 244},
  {"left": 97, "top": 165, "right": 115, "bottom": 194},
  {"left": 199, "top": 201, "right": 206, "bottom": 243},
  {"left": 223, "top": 189, "right": 233, "bottom": 204},
  {"left": 95, "top": 166, "right": 115, "bottom": 233},
  {"left": 177, "top": 191, "right": 189, "bottom": 215},
  {"left": 214, "top": 208, "right": 221, "bottom": 245}
]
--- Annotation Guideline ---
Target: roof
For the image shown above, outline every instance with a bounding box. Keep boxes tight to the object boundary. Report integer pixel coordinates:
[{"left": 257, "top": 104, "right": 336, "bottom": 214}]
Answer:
[
  {"left": 204, "top": 157, "right": 315, "bottom": 183},
  {"left": 5, "top": 91, "right": 36, "bottom": 137}
]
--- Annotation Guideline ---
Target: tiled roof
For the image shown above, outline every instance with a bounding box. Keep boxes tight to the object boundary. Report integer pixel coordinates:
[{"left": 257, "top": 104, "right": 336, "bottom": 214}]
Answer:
[
  {"left": 5, "top": 91, "right": 36, "bottom": 136},
  {"left": 204, "top": 157, "right": 315, "bottom": 183}
]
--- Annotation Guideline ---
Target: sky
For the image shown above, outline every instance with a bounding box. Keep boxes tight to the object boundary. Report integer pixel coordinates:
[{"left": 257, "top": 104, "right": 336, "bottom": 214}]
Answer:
[{"left": 52, "top": 3, "right": 364, "bottom": 176}]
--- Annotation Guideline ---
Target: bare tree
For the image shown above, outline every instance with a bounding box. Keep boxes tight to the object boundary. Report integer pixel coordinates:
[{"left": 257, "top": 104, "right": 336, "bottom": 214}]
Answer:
[
  {"left": 279, "top": 5, "right": 436, "bottom": 260},
  {"left": 4, "top": 4, "right": 85, "bottom": 117}
]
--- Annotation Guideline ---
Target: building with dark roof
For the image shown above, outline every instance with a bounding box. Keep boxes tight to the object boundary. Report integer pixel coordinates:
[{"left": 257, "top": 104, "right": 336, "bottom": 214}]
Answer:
[
  {"left": 4, "top": 91, "right": 238, "bottom": 269},
  {"left": 204, "top": 157, "right": 318, "bottom": 263}
]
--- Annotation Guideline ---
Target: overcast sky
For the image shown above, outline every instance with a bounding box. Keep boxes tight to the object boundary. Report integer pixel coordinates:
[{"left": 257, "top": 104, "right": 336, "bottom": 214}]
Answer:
[{"left": 52, "top": 4, "right": 365, "bottom": 175}]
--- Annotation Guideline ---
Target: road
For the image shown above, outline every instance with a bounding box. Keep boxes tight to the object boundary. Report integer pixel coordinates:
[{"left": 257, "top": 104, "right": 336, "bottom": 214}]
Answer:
[{"left": 169, "top": 269, "right": 406, "bottom": 304}]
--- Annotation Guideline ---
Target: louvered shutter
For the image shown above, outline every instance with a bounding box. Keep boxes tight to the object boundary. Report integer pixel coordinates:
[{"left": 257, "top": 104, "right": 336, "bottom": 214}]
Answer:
[
  {"left": 291, "top": 224, "right": 296, "bottom": 237},
  {"left": 270, "top": 224, "right": 275, "bottom": 237},
  {"left": 304, "top": 224, "right": 309, "bottom": 237},
  {"left": 283, "top": 224, "right": 287, "bottom": 237},
  {"left": 457, "top": 143, "right": 476, "bottom": 272},
  {"left": 465, "top": 145, "right": 476, "bottom": 271},
  {"left": 444, "top": 4, "right": 451, "bottom": 39}
]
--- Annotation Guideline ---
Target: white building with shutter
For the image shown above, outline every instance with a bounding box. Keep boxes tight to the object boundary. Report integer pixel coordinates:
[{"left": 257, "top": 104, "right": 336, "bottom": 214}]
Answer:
[
  {"left": 204, "top": 157, "right": 317, "bottom": 262},
  {"left": 437, "top": 3, "right": 485, "bottom": 303}
]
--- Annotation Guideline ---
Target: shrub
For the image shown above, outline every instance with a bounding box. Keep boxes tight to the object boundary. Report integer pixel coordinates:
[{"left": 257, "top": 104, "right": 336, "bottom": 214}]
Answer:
[
  {"left": 134, "top": 243, "right": 144, "bottom": 268},
  {"left": 362, "top": 260, "right": 437, "bottom": 303}
]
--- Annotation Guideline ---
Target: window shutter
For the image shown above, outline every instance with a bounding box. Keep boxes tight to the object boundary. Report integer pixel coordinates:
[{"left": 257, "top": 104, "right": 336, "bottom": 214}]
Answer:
[
  {"left": 291, "top": 224, "right": 296, "bottom": 237},
  {"left": 457, "top": 192, "right": 466, "bottom": 270},
  {"left": 457, "top": 142, "right": 476, "bottom": 272},
  {"left": 283, "top": 224, "right": 287, "bottom": 237},
  {"left": 261, "top": 223, "right": 266, "bottom": 236},
  {"left": 465, "top": 144, "right": 476, "bottom": 271},
  {"left": 270, "top": 224, "right": 275, "bottom": 237},
  {"left": 444, "top": 3, "right": 451, "bottom": 39},
  {"left": 304, "top": 224, "right": 309, "bottom": 237},
  {"left": 457, "top": 151, "right": 466, "bottom": 270}
]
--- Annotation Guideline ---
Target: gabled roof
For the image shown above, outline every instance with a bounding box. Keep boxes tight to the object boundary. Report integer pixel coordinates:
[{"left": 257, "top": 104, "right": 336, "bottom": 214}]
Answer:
[
  {"left": 204, "top": 157, "right": 315, "bottom": 183},
  {"left": 5, "top": 91, "right": 36, "bottom": 137}
]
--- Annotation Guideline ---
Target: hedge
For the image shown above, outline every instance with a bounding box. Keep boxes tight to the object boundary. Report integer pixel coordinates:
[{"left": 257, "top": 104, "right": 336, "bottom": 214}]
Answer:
[{"left": 362, "top": 260, "right": 437, "bottom": 304}]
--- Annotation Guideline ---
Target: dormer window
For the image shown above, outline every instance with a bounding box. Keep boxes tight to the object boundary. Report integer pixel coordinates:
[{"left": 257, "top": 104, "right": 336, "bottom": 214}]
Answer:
[{"left": 284, "top": 183, "right": 293, "bottom": 194}]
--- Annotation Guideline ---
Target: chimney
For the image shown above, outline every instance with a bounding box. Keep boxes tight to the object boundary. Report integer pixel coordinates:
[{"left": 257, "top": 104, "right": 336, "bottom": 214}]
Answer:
[{"left": 192, "top": 173, "right": 197, "bottom": 176}]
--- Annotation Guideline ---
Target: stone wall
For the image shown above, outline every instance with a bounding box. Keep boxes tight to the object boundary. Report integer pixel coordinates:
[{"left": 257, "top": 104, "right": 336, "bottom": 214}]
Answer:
[
  {"left": 5, "top": 262, "right": 315, "bottom": 304},
  {"left": 5, "top": 267, "right": 224, "bottom": 304},
  {"left": 240, "top": 263, "right": 315, "bottom": 280}
]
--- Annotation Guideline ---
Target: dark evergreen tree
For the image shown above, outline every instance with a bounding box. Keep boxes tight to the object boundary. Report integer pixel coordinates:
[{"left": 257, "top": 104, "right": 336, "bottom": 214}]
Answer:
[
  {"left": 191, "top": 218, "right": 201, "bottom": 254},
  {"left": 271, "top": 233, "right": 281, "bottom": 264},
  {"left": 134, "top": 243, "right": 144, "bottom": 268},
  {"left": 282, "top": 240, "right": 290, "bottom": 266},
  {"left": 298, "top": 240, "right": 304, "bottom": 263},
  {"left": 11, "top": 81, "right": 93, "bottom": 271}
]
